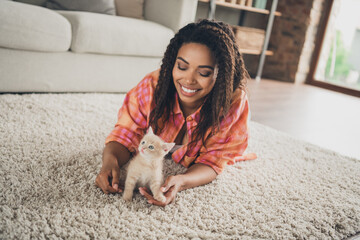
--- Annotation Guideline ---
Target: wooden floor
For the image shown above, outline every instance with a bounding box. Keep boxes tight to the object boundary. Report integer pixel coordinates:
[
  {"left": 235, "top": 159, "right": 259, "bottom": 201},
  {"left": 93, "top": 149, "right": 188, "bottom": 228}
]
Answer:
[{"left": 247, "top": 78, "right": 360, "bottom": 160}]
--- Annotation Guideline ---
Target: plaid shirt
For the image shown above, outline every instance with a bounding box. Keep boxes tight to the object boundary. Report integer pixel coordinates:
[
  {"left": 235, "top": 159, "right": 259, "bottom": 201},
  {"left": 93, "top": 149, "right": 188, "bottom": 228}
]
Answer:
[{"left": 106, "top": 69, "right": 250, "bottom": 174}]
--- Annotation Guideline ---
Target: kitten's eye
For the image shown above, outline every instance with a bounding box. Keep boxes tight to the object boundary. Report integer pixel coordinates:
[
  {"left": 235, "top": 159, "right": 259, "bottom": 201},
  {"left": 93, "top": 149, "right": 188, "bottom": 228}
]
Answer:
[
  {"left": 148, "top": 145, "right": 154, "bottom": 150},
  {"left": 141, "top": 141, "right": 145, "bottom": 145}
]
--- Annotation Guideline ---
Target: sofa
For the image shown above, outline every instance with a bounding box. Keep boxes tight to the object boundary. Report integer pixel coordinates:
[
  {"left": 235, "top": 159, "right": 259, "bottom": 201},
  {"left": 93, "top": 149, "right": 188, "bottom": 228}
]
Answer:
[{"left": 0, "top": 0, "right": 198, "bottom": 92}]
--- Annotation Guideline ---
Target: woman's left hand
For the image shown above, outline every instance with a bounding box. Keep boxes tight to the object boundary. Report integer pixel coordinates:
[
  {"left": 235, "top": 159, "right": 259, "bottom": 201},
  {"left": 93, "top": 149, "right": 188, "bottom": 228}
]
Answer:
[{"left": 139, "top": 175, "right": 184, "bottom": 207}]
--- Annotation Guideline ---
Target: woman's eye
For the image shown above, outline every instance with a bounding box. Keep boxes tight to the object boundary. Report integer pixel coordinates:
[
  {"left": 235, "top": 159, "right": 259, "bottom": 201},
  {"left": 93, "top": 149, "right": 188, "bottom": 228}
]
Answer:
[
  {"left": 199, "top": 72, "right": 211, "bottom": 77},
  {"left": 141, "top": 141, "right": 145, "bottom": 145},
  {"left": 148, "top": 145, "right": 154, "bottom": 150},
  {"left": 177, "top": 63, "right": 186, "bottom": 71}
]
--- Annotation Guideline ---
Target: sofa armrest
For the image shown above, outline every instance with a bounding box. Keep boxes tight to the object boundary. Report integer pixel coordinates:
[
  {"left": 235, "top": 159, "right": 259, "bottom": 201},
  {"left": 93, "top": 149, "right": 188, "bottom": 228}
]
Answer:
[{"left": 144, "top": 0, "right": 198, "bottom": 33}]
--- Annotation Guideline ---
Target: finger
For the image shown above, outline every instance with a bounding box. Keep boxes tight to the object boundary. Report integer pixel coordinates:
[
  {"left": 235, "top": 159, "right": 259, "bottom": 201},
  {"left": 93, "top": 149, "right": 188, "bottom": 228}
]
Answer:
[
  {"left": 161, "top": 176, "right": 176, "bottom": 192},
  {"left": 95, "top": 175, "right": 101, "bottom": 188},
  {"left": 111, "top": 169, "right": 122, "bottom": 193},
  {"left": 139, "top": 187, "right": 153, "bottom": 200},
  {"left": 95, "top": 175, "right": 108, "bottom": 192},
  {"left": 149, "top": 196, "right": 172, "bottom": 207},
  {"left": 146, "top": 194, "right": 167, "bottom": 207},
  {"left": 163, "top": 186, "right": 179, "bottom": 204},
  {"left": 139, "top": 187, "right": 175, "bottom": 207},
  {"left": 149, "top": 199, "right": 167, "bottom": 207},
  {"left": 98, "top": 173, "right": 118, "bottom": 194},
  {"left": 105, "top": 185, "right": 119, "bottom": 194},
  {"left": 165, "top": 186, "right": 176, "bottom": 199},
  {"left": 138, "top": 187, "right": 166, "bottom": 206}
]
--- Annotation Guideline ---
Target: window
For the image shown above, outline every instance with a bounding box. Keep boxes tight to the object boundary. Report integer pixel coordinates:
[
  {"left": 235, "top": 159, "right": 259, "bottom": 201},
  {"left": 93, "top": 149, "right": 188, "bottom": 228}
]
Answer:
[{"left": 307, "top": 0, "right": 360, "bottom": 97}]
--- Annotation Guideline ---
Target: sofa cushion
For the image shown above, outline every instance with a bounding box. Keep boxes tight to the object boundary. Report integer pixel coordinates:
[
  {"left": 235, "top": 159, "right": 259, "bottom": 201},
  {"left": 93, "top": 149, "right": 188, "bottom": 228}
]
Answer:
[
  {"left": 46, "top": 0, "right": 116, "bottom": 15},
  {"left": 58, "top": 11, "right": 174, "bottom": 57},
  {"left": 0, "top": 1, "right": 71, "bottom": 52},
  {"left": 115, "top": 0, "right": 144, "bottom": 19}
]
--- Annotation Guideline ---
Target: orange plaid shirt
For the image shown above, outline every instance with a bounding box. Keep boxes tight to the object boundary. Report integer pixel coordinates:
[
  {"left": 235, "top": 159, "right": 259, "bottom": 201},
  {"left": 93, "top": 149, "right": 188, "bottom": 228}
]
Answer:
[{"left": 106, "top": 69, "right": 250, "bottom": 174}]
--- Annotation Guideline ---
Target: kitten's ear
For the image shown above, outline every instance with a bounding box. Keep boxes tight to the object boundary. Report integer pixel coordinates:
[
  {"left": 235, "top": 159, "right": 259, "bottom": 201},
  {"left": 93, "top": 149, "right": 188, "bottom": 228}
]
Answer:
[
  {"left": 147, "top": 126, "right": 154, "bottom": 135},
  {"left": 162, "top": 142, "right": 175, "bottom": 154}
]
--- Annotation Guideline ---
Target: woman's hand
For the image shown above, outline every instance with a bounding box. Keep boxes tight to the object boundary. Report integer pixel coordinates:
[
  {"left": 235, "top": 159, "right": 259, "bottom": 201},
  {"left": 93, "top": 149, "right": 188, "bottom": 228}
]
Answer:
[
  {"left": 139, "top": 164, "right": 217, "bottom": 206},
  {"left": 95, "top": 142, "right": 131, "bottom": 194},
  {"left": 95, "top": 157, "right": 122, "bottom": 194},
  {"left": 139, "top": 175, "right": 184, "bottom": 207}
]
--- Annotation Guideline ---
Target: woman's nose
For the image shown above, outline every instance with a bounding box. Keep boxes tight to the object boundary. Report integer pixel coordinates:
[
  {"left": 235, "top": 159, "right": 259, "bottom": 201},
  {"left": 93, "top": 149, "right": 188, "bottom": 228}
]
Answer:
[{"left": 185, "top": 71, "right": 196, "bottom": 84}]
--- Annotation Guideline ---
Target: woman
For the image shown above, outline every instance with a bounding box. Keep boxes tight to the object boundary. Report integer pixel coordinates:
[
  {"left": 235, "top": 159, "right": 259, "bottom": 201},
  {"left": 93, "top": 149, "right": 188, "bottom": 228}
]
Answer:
[{"left": 95, "top": 19, "right": 255, "bottom": 206}]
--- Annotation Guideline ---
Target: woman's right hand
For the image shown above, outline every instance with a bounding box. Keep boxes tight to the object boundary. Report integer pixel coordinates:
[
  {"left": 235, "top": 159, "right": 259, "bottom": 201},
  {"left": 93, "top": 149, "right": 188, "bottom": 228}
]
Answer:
[
  {"left": 95, "top": 156, "right": 122, "bottom": 194},
  {"left": 95, "top": 142, "right": 131, "bottom": 194}
]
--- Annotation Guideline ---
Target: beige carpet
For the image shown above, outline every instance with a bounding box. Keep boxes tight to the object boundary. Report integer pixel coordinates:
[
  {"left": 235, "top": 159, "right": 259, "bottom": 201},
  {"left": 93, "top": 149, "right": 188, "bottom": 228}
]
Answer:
[{"left": 0, "top": 93, "right": 359, "bottom": 239}]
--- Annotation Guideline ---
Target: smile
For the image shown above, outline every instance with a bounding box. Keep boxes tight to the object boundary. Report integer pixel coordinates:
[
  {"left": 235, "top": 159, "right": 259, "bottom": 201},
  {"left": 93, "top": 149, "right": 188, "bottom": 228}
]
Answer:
[
  {"left": 182, "top": 85, "right": 198, "bottom": 93},
  {"left": 179, "top": 83, "right": 201, "bottom": 96}
]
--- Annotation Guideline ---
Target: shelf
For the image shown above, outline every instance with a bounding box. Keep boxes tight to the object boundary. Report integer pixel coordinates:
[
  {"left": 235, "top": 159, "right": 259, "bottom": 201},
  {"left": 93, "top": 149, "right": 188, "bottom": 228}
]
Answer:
[
  {"left": 198, "top": 0, "right": 280, "bottom": 79},
  {"left": 198, "top": 0, "right": 282, "bottom": 16},
  {"left": 240, "top": 49, "right": 273, "bottom": 55}
]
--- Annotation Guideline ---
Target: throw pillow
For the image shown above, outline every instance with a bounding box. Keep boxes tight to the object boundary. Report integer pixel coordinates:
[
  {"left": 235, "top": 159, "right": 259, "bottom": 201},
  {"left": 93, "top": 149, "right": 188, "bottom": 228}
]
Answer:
[
  {"left": 14, "top": 0, "right": 47, "bottom": 6},
  {"left": 45, "top": 0, "right": 116, "bottom": 15},
  {"left": 114, "top": 0, "right": 144, "bottom": 19}
]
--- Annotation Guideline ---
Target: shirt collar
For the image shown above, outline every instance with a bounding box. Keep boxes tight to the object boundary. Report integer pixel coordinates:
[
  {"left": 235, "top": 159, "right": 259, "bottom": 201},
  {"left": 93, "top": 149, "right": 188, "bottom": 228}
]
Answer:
[{"left": 172, "top": 92, "right": 202, "bottom": 124}]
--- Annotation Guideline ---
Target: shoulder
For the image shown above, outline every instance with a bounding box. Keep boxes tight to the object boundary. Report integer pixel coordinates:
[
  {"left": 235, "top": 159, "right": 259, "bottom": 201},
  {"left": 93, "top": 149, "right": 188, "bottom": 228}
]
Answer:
[
  {"left": 220, "top": 88, "right": 249, "bottom": 128},
  {"left": 229, "top": 88, "right": 248, "bottom": 116},
  {"left": 128, "top": 69, "right": 160, "bottom": 97},
  {"left": 140, "top": 69, "right": 160, "bottom": 89},
  {"left": 231, "top": 88, "right": 248, "bottom": 108}
]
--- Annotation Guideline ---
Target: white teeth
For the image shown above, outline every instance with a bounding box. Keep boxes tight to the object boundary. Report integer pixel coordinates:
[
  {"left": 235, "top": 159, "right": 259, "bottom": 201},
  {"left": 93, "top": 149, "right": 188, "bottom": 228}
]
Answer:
[{"left": 181, "top": 85, "right": 197, "bottom": 93}]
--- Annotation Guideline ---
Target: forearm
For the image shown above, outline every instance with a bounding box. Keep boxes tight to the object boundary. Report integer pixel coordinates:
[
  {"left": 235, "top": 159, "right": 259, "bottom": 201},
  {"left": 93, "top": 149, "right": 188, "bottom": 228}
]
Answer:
[
  {"left": 103, "top": 141, "right": 131, "bottom": 167},
  {"left": 96, "top": 141, "right": 131, "bottom": 193},
  {"left": 141, "top": 163, "right": 217, "bottom": 206},
  {"left": 179, "top": 163, "right": 217, "bottom": 191}
]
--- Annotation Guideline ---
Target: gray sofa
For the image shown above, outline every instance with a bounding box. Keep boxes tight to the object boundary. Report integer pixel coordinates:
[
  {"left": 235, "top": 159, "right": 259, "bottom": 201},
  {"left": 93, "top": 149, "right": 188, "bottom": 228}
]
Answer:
[{"left": 0, "top": 0, "right": 198, "bottom": 92}]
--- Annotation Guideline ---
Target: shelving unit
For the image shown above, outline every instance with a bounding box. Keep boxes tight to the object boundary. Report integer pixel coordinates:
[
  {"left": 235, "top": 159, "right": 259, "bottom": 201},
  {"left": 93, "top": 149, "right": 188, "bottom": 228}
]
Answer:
[
  {"left": 240, "top": 49, "right": 273, "bottom": 55},
  {"left": 198, "top": 0, "right": 281, "bottom": 16},
  {"left": 198, "top": 0, "right": 281, "bottom": 80}
]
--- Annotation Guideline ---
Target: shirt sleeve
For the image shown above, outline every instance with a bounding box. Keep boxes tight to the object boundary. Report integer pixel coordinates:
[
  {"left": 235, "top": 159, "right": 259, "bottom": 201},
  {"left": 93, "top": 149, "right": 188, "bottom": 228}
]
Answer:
[
  {"left": 105, "top": 75, "right": 155, "bottom": 153},
  {"left": 194, "top": 91, "right": 250, "bottom": 174}
]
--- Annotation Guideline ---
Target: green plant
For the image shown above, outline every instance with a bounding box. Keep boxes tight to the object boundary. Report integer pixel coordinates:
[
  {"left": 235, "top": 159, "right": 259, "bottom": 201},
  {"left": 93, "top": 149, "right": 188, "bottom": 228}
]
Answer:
[{"left": 325, "top": 30, "right": 351, "bottom": 79}]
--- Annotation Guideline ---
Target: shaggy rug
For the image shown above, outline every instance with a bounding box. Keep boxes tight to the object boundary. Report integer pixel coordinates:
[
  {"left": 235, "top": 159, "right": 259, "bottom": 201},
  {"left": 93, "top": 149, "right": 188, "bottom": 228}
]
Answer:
[{"left": 0, "top": 93, "right": 359, "bottom": 240}]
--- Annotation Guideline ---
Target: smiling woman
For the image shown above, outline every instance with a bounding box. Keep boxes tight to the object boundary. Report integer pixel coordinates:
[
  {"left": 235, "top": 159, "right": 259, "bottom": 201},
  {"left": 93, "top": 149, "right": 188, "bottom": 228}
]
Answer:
[
  {"left": 172, "top": 43, "right": 217, "bottom": 116},
  {"left": 95, "top": 19, "right": 256, "bottom": 206}
]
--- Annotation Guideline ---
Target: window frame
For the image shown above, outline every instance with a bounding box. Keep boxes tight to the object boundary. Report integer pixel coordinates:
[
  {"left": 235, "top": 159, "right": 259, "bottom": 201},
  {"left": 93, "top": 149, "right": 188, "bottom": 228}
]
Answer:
[{"left": 306, "top": 0, "right": 360, "bottom": 98}]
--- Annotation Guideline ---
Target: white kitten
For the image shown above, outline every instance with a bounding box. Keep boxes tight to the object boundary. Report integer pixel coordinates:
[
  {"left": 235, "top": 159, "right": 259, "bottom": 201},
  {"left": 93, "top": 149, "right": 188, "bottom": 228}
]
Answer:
[{"left": 123, "top": 127, "right": 175, "bottom": 202}]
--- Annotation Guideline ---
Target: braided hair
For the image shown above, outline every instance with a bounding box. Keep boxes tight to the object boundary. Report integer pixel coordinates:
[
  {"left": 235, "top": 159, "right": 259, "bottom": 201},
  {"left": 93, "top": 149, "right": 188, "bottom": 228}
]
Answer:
[{"left": 149, "top": 19, "right": 249, "bottom": 146}]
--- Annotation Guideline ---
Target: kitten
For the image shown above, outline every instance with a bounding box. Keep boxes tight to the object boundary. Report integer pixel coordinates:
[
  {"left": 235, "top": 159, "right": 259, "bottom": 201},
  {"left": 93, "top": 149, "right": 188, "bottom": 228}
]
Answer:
[{"left": 123, "top": 127, "right": 175, "bottom": 202}]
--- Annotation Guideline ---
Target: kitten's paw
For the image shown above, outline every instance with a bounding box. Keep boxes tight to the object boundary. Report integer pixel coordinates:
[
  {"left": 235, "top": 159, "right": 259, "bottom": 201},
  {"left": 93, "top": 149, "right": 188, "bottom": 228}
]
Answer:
[
  {"left": 154, "top": 193, "right": 166, "bottom": 203},
  {"left": 122, "top": 192, "right": 133, "bottom": 202}
]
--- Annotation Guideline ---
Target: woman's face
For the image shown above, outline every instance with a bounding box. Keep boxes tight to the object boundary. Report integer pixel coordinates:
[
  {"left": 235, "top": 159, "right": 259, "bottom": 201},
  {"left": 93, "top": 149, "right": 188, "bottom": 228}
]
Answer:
[{"left": 172, "top": 42, "right": 217, "bottom": 112}]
